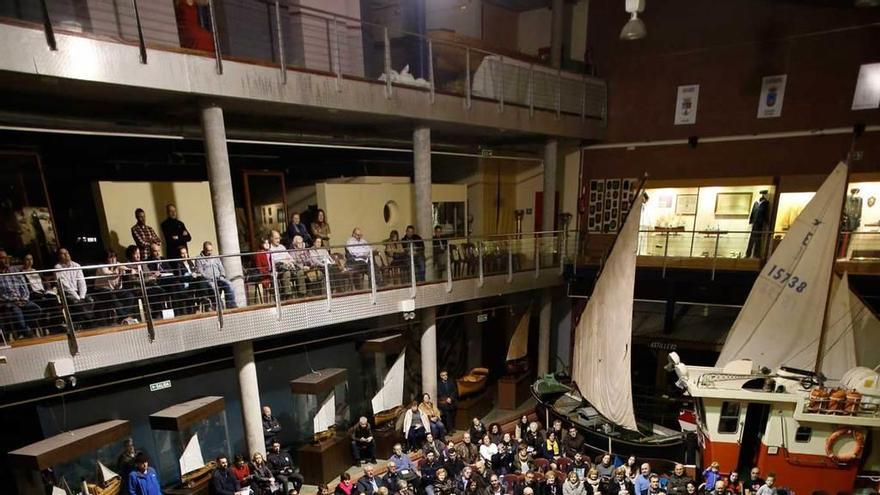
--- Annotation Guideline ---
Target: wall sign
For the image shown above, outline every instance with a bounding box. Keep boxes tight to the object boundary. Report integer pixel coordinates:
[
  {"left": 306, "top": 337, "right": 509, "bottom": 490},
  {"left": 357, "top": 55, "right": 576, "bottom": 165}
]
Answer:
[
  {"left": 757, "top": 74, "right": 787, "bottom": 118},
  {"left": 674, "top": 84, "right": 700, "bottom": 125}
]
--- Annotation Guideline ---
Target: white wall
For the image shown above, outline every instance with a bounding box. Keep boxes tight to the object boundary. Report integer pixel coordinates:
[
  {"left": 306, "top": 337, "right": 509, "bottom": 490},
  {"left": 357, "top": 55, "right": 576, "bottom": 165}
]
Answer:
[
  {"left": 427, "top": 0, "right": 483, "bottom": 39},
  {"left": 516, "top": 166, "right": 543, "bottom": 233},
  {"left": 517, "top": 7, "right": 551, "bottom": 57},
  {"left": 570, "top": 0, "right": 588, "bottom": 62}
]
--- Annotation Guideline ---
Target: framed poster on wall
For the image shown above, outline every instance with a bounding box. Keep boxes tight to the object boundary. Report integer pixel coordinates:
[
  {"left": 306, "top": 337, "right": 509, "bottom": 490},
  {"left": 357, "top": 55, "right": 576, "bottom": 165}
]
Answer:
[
  {"left": 715, "top": 192, "right": 753, "bottom": 216},
  {"left": 675, "top": 194, "right": 698, "bottom": 215}
]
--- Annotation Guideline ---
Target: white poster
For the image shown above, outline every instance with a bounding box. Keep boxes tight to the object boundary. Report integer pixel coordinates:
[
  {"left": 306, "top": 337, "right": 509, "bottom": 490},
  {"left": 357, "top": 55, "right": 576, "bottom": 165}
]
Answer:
[
  {"left": 852, "top": 63, "right": 880, "bottom": 110},
  {"left": 757, "top": 74, "right": 787, "bottom": 118},
  {"left": 674, "top": 84, "right": 699, "bottom": 125}
]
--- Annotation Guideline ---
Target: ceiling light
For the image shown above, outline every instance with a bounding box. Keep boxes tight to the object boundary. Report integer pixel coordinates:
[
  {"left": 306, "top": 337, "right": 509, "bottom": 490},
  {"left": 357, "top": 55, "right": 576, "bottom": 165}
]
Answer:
[{"left": 620, "top": 0, "right": 647, "bottom": 41}]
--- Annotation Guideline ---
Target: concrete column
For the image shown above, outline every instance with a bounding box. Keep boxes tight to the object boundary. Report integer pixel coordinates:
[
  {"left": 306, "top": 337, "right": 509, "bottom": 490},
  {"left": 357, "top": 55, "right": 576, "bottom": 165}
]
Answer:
[
  {"left": 538, "top": 139, "right": 558, "bottom": 376},
  {"left": 201, "top": 104, "right": 246, "bottom": 307},
  {"left": 414, "top": 126, "right": 433, "bottom": 277},
  {"left": 234, "top": 341, "right": 265, "bottom": 456},
  {"left": 538, "top": 290, "right": 552, "bottom": 376},
  {"left": 420, "top": 307, "right": 438, "bottom": 400},
  {"left": 550, "top": 0, "right": 565, "bottom": 69}
]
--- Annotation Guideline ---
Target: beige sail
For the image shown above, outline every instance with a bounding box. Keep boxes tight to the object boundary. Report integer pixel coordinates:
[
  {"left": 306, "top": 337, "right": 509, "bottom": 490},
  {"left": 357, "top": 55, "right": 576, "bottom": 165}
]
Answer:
[
  {"left": 506, "top": 308, "right": 531, "bottom": 361},
  {"left": 313, "top": 392, "right": 336, "bottom": 434},
  {"left": 571, "top": 192, "right": 644, "bottom": 432},
  {"left": 716, "top": 162, "right": 848, "bottom": 370},
  {"left": 96, "top": 461, "right": 120, "bottom": 483},
  {"left": 371, "top": 351, "right": 406, "bottom": 414},
  {"left": 179, "top": 433, "right": 205, "bottom": 476}
]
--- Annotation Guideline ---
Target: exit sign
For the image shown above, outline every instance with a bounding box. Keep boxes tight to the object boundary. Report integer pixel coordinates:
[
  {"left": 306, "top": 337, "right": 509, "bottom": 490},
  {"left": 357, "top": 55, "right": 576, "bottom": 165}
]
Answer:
[
  {"left": 477, "top": 313, "right": 488, "bottom": 323},
  {"left": 149, "top": 380, "right": 171, "bottom": 392}
]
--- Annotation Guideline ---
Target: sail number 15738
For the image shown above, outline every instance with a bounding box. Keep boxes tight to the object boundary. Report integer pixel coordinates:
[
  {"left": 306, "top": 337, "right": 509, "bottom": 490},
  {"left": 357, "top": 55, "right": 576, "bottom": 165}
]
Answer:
[{"left": 765, "top": 264, "right": 807, "bottom": 293}]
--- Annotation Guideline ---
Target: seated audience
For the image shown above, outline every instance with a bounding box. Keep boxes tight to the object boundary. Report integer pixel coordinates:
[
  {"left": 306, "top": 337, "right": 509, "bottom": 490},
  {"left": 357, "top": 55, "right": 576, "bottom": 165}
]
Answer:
[
  {"left": 419, "top": 393, "right": 447, "bottom": 439},
  {"left": 515, "top": 472, "right": 539, "bottom": 495},
  {"left": 403, "top": 402, "right": 430, "bottom": 452},
  {"left": 253, "top": 238, "right": 273, "bottom": 294},
  {"left": 709, "top": 480, "right": 731, "bottom": 495},
  {"left": 94, "top": 250, "right": 138, "bottom": 324},
  {"left": 543, "top": 431, "right": 561, "bottom": 460},
  {"left": 250, "top": 452, "right": 275, "bottom": 495},
  {"left": 624, "top": 456, "right": 638, "bottom": 480},
  {"left": 488, "top": 423, "right": 503, "bottom": 444},
  {"left": 702, "top": 462, "right": 722, "bottom": 490},
  {"left": 727, "top": 471, "right": 743, "bottom": 494},
  {"left": 147, "top": 242, "right": 186, "bottom": 314},
  {"left": 469, "top": 417, "right": 487, "bottom": 442},
  {"left": 385, "top": 230, "right": 407, "bottom": 274},
  {"left": 421, "top": 450, "right": 444, "bottom": 495},
  {"left": 754, "top": 474, "right": 776, "bottom": 495},
  {"left": 310, "top": 237, "right": 334, "bottom": 267},
  {"left": 543, "top": 470, "right": 562, "bottom": 495},
  {"left": 570, "top": 452, "right": 590, "bottom": 479},
  {"left": 563, "top": 471, "right": 586, "bottom": 495},
  {"left": 523, "top": 422, "right": 543, "bottom": 452},
  {"left": 391, "top": 443, "right": 418, "bottom": 472},
  {"left": 499, "top": 432, "right": 517, "bottom": 454},
  {"left": 287, "top": 213, "right": 313, "bottom": 247},
  {"left": 423, "top": 432, "right": 445, "bottom": 459},
  {"left": 20, "top": 253, "right": 61, "bottom": 311},
  {"left": 230, "top": 454, "right": 253, "bottom": 491},
  {"left": 358, "top": 464, "right": 382, "bottom": 495},
  {"left": 685, "top": 481, "right": 698, "bottom": 494},
  {"left": 744, "top": 468, "right": 764, "bottom": 495},
  {"left": 211, "top": 455, "right": 241, "bottom": 495},
  {"left": 432, "top": 225, "right": 448, "bottom": 274},
  {"left": 0, "top": 249, "right": 42, "bottom": 338},
  {"left": 583, "top": 468, "right": 603, "bottom": 495},
  {"left": 195, "top": 241, "right": 237, "bottom": 308},
  {"left": 442, "top": 443, "right": 465, "bottom": 479},
  {"left": 491, "top": 443, "right": 513, "bottom": 475},
  {"left": 474, "top": 459, "right": 493, "bottom": 486},
  {"left": 267, "top": 441, "right": 303, "bottom": 493},
  {"left": 383, "top": 462, "right": 401, "bottom": 494},
  {"left": 514, "top": 416, "right": 530, "bottom": 443},
  {"left": 605, "top": 468, "right": 635, "bottom": 495},
  {"left": 479, "top": 434, "right": 498, "bottom": 464},
  {"left": 457, "top": 466, "right": 484, "bottom": 493},
  {"left": 488, "top": 473, "right": 505, "bottom": 495},
  {"left": 634, "top": 463, "right": 652, "bottom": 495},
  {"left": 335, "top": 472, "right": 355, "bottom": 495},
  {"left": 310, "top": 209, "right": 331, "bottom": 244},
  {"left": 122, "top": 244, "right": 166, "bottom": 318},
  {"left": 351, "top": 416, "right": 377, "bottom": 465},
  {"left": 513, "top": 446, "right": 535, "bottom": 474},
  {"left": 549, "top": 420, "right": 565, "bottom": 443},
  {"left": 433, "top": 468, "right": 456, "bottom": 495},
  {"left": 346, "top": 228, "right": 372, "bottom": 289},
  {"left": 666, "top": 463, "right": 691, "bottom": 495},
  {"left": 595, "top": 454, "right": 615, "bottom": 479},
  {"left": 455, "top": 432, "right": 480, "bottom": 464},
  {"left": 269, "top": 230, "right": 297, "bottom": 298},
  {"left": 174, "top": 246, "right": 213, "bottom": 312},
  {"left": 645, "top": 474, "right": 666, "bottom": 495},
  {"left": 55, "top": 247, "right": 94, "bottom": 327},
  {"left": 563, "top": 426, "right": 584, "bottom": 458}
]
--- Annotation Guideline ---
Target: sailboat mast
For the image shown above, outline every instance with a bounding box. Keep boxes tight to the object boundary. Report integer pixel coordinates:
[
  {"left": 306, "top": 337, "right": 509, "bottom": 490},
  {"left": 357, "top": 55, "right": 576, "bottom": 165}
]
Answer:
[{"left": 814, "top": 143, "right": 856, "bottom": 375}]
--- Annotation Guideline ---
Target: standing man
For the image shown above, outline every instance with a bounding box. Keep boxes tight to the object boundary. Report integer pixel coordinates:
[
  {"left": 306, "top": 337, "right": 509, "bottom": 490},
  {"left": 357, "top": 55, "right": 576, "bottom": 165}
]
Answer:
[
  {"left": 131, "top": 208, "right": 162, "bottom": 254},
  {"left": 128, "top": 453, "right": 162, "bottom": 495},
  {"left": 287, "top": 212, "right": 313, "bottom": 246},
  {"left": 161, "top": 204, "right": 192, "bottom": 258},
  {"left": 437, "top": 370, "right": 458, "bottom": 431},
  {"left": 402, "top": 225, "right": 426, "bottom": 282},
  {"left": 746, "top": 190, "right": 770, "bottom": 258},
  {"left": 262, "top": 405, "right": 282, "bottom": 448}
]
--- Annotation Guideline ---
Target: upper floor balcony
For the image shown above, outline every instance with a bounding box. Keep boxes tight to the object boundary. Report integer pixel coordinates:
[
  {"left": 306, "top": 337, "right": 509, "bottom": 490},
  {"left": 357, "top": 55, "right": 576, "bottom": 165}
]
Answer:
[
  {"left": 0, "top": 230, "right": 574, "bottom": 387},
  {"left": 0, "top": 1, "right": 606, "bottom": 142}
]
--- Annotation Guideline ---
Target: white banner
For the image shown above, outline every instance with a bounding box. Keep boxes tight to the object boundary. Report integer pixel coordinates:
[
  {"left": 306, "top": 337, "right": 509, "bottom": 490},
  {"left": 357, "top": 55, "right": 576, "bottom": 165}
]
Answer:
[
  {"left": 674, "top": 84, "right": 699, "bottom": 125},
  {"left": 757, "top": 74, "right": 787, "bottom": 119}
]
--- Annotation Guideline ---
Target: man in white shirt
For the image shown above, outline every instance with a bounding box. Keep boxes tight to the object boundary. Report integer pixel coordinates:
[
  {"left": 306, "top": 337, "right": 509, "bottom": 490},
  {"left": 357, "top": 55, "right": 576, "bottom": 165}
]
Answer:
[
  {"left": 194, "top": 241, "right": 237, "bottom": 308},
  {"left": 346, "top": 228, "right": 372, "bottom": 289},
  {"left": 268, "top": 230, "right": 295, "bottom": 298},
  {"left": 54, "top": 248, "right": 94, "bottom": 328}
]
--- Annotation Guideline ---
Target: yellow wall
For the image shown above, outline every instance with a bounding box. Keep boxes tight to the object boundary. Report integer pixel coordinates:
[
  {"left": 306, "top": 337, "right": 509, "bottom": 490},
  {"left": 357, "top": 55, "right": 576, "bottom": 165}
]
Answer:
[
  {"left": 316, "top": 181, "right": 466, "bottom": 247},
  {"left": 94, "top": 181, "right": 218, "bottom": 258}
]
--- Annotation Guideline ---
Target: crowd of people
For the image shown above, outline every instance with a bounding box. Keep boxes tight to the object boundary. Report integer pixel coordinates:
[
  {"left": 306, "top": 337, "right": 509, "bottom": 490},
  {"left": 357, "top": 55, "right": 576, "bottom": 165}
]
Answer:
[{"left": 0, "top": 205, "right": 239, "bottom": 339}]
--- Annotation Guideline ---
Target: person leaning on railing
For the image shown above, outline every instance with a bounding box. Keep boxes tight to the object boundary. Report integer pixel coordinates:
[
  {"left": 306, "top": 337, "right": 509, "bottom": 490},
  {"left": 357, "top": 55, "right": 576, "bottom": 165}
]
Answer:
[
  {"left": 194, "top": 241, "right": 237, "bottom": 309},
  {"left": 0, "top": 248, "right": 42, "bottom": 339}
]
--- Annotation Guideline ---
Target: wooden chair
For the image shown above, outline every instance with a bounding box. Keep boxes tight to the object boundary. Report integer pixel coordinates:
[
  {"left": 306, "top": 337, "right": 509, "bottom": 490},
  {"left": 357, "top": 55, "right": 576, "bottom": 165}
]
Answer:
[
  {"left": 503, "top": 474, "right": 522, "bottom": 493},
  {"left": 533, "top": 458, "right": 550, "bottom": 472}
]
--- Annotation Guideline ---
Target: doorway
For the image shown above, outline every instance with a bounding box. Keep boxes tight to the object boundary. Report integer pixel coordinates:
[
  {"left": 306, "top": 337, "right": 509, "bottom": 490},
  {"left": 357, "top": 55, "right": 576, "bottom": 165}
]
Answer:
[
  {"left": 737, "top": 402, "right": 770, "bottom": 474},
  {"left": 242, "top": 170, "right": 288, "bottom": 251}
]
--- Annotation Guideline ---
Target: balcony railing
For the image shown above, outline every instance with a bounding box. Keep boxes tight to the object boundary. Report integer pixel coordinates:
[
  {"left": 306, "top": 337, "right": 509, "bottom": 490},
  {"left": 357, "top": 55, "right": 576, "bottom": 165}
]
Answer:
[
  {"left": 2, "top": 1, "right": 606, "bottom": 122},
  {"left": 0, "top": 230, "right": 576, "bottom": 351}
]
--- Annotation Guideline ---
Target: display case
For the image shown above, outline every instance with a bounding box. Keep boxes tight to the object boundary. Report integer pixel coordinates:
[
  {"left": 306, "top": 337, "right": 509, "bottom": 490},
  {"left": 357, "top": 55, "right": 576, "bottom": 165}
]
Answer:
[
  {"left": 9, "top": 420, "right": 131, "bottom": 495},
  {"left": 290, "top": 368, "right": 351, "bottom": 484},
  {"left": 148, "top": 396, "right": 228, "bottom": 494},
  {"left": 360, "top": 335, "right": 407, "bottom": 458}
]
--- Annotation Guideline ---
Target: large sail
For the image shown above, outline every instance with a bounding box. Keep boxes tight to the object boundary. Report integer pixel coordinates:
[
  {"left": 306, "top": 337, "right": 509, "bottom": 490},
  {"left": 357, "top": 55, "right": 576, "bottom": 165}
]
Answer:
[
  {"left": 179, "top": 433, "right": 205, "bottom": 476},
  {"left": 371, "top": 351, "right": 406, "bottom": 413},
  {"left": 313, "top": 392, "right": 336, "bottom": 433},
  {"left": 716, "top": 162, "right": 848, "bottom": 370},
  {"left": 571, "top": 193, "right": 643, "bottom": 431},
  {"left": 506, "top": 308, "right": 531, "bottom": 361}
]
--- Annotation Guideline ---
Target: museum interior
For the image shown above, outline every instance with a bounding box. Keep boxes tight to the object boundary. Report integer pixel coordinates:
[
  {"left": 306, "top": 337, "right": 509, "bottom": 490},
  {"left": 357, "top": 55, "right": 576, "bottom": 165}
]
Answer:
[{"left": 0, "top": 1, "right": 879, "bottom": 494}]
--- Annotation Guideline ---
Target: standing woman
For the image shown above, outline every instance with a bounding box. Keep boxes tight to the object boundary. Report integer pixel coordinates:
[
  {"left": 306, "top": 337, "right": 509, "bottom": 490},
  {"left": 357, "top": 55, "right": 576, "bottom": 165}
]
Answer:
[{"left": 311, "top": 209, "right": 331, "bottom": 245}]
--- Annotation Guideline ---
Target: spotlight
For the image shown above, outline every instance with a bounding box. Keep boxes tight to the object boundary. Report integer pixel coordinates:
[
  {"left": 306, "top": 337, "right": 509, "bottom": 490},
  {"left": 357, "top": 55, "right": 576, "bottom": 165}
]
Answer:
[
  {"left": 54, "top": 378, "right": 66, "bottom": 390},
  {"left": 68, "top": 376, "right": 77, "bottom": 388},
  {"left": 620, "top": 0, "right": 647, "bottom": 41}
]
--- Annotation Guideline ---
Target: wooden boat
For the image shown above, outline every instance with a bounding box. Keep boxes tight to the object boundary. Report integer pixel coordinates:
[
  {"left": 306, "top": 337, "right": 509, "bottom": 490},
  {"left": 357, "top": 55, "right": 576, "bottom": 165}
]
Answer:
[
  {"left": 181, "top": 460, "right": 216, "bottom": 489},
  {"left": 532, "top": 181, "right": 693, "bottom": 465},
  {"left": 505, "top": 307, "right": 531, "bottom": 376},
  {"left": 457, "top": 367, "right": 490, "bottom": 397},
  {"left": 670, "top": 162, "right": 880, "bottom": 494},
  {"left": 86, "top": 461, "right": 122, "bottom": 495}
]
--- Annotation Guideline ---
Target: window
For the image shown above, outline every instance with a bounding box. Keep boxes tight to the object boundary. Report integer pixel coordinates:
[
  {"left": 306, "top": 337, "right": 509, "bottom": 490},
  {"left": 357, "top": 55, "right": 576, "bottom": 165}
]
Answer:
[
  {"left": 795, "top": 426, "right": 812, "bottom": 443},
  {"left": 718, "top": 401, "right": 741, "bottom": 433}
]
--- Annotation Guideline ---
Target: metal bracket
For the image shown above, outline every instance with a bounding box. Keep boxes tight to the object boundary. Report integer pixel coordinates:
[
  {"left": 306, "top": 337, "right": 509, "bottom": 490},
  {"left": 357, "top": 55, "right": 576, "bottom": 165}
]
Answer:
[
  {"left": 137, "top": 270, "right": 155, "bottom": 342},
  {"left": 57, "top": 282, "right": 79, "bottom": 355},
  {"left": 212, "top": 272, "right": 224, "bottom": 329}
]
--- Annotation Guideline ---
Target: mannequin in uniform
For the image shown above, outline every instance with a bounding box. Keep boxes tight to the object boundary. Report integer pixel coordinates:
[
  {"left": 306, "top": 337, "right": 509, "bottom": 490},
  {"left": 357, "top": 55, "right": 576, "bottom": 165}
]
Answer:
[
  {"left": 746, "top": 190, "right": 770, "bottom": 258},
  {"left": 840, "top": 188, "right": 863, "bottom": 257}
]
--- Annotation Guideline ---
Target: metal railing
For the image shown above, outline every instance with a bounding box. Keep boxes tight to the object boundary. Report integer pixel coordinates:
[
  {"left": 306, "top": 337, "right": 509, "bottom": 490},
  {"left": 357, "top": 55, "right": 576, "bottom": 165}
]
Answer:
[
  {"left": 0, "top": 230, "right": 576, "bottom": 351},
  {"left": 5, "top": 1, "right": 605, "bottom": 122}
]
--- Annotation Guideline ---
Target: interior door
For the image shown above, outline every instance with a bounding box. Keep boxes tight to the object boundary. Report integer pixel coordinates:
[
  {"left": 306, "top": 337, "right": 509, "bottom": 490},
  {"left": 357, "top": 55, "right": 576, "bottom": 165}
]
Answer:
[
  {"left": 242, "top": 170, "right": 288, "bottom": 251},
  {"left": 737, "top": 402, "right": 771, "bottom": 474}
]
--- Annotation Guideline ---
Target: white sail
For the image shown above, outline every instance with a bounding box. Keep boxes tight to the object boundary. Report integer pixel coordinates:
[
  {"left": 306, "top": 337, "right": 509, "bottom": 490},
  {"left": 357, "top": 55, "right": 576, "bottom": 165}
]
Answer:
[
  {"left": 179, "top": 433, "right": 205, "bottom": 476},
  {"left": 716, "top": 162, "right": 848, "bottom": 370},
  {"left": 371, "top": 351, "right": 406, "bottom": 413},
  {"left": 571, "top": 193, "right": 643, "bottom": 431},
  {"left": 97, "top": 460, "right": 120, "bottom": 483},
  {"left": 506, "top": 308, "right": 531, "bottom": 361},
  {"left": 313, "top": 392, "right": 336, "bottom": 433}
]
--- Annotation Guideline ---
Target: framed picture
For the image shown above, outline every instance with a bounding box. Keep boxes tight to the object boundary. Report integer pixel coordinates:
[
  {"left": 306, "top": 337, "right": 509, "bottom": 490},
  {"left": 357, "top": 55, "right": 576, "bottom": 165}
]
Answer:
[
  {"left": 658, "top": 194, "right": 674, "bottom": 209},
  {"left": 715, "top": 192, "right": 754, "bottom": 216},
  {"left": 675, "top": 194, "right": 698, "bottom": 215}
]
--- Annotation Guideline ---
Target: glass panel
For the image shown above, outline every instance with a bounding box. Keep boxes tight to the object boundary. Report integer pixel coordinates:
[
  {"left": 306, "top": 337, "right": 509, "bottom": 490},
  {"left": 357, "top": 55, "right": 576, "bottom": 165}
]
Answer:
[
  {"left": 795, "top": 426, "right": 812, "bottom": 442},
  {"left": 245, "top": 172, "right": 287, "bottom": 252},
  {"left": 718, "top": 401, "right": 741, "bottom": 433},
  {"left": 152, "top": 412, "right": 231, "bottom": 487}
]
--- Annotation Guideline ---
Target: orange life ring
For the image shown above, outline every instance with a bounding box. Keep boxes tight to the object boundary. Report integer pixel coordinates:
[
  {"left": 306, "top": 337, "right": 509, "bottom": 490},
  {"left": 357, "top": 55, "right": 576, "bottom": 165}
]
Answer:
[{"left": 825, "top": 427, "right": 865, "bottom": 463}]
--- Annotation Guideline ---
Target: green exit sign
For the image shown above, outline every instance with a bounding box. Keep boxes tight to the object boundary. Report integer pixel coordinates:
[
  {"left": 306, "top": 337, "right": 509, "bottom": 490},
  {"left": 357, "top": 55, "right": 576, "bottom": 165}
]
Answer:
[
  {"left": 149, "top": 380, "right": 171, "bottom": 392},
  {"left": 477, "top": 313, "right": 488, "bottom": 323}
]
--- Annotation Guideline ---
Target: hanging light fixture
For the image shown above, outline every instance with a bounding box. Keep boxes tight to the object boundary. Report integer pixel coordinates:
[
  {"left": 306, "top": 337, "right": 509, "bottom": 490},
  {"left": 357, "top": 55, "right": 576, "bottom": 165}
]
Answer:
[{"left": 620, "top": 0, "right": 647, "bottom": 41}]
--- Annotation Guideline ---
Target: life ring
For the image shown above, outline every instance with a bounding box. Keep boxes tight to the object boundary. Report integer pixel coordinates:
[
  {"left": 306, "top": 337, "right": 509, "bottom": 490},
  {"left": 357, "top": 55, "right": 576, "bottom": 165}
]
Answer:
[{"left": 825, "top": 427, "right": 865, "bottom": 463}]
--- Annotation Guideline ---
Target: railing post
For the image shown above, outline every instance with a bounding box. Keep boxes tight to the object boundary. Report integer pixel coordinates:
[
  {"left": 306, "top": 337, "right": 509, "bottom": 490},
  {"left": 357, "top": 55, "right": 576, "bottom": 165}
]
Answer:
[
  {"left": 57, "top": 280, "right": 80, "bottom": 354},
  {"left": 137, "top": 270, "right": 155, "bottom": 342},
  {"left": 39, "top": 0, "right": 57, "bottom": 51},
  {"left": 383, "top": 27, "right": 392, "bottom": 98},
  {"left": 445, "top": 246, "right": 453, "bottom": 292},
  {"left": 498, "top": 55, "right": 505, "bottom": 113},
  {"left": 212, "top": 272, "right": 224, "bottom": 329},
  {"left": 409, "top": 243, "right": 417, "bottom": 298},
  {"left": 131, "top": 0, "right": 147, "bottom": 64},
  {"left": 427, "top": 39, "right": 435, "bottom": 104},
  {"left": 662, "top": 230, "right": 670, "bottom": 279},
  {"left": 207, "top": 0, "right": 223, "bottom": 74},
  {"left": 271, "top": 260, "right": 281, "bottom": 319},
  {"left": 478, "top": 241, "right": 484, "bottom": 287},
  {"left": 528, "top": 63, "right": 535, "bottom": 117},
  {"left": 507, "top": 241, "right": 513, "bottom": 283},
  {"left": 464, "top": 47, "right": 472, "bottom": 109},
  {"left": 324, "top": 262, "right": 332, "bottom": 311},
  {"left": 555, "top": 68, "right": 562, "bottom": 120},
  {"left": 274, "top": 0, "right": 287, "bottom": 84},
  {"left": 369, "top": 248, "right": 377, "bottom": 304},
  {"left": 711, "top": 232, "right": 720, "bottom": 281}
]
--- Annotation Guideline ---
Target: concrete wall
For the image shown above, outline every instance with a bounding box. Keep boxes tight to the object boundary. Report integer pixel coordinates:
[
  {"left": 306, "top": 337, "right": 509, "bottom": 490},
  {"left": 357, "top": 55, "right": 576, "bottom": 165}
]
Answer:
[
  {"left": 94, "top": 181, "right": 218, "bottom": 258},
  {"left": 287, "top": 185, "right": 317, "bottom": 217},
  {"left": 517, "top": 7, "right": 551, "bottom": 58},
  {"left": 426, "top": 0, "right": 482, "bottom": 39}
]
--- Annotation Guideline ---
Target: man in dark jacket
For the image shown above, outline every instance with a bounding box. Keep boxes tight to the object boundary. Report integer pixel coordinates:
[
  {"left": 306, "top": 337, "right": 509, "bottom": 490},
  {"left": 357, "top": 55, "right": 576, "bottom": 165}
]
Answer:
[
  {"left": 161, "top": 204, "right": 192, "bottom": 258},
  {"left": 383, "top": 462, "right": 402, "bottom": 494},
  {"left": 514, "top": 471, "right": 540, "bottom": 495},
  {"left": 211, "top": 456, "right": 241, "bottom": 495},
  {"left": 421, "top": 451, "right": 444, "bottom": 493},
  {"left": 437, "top": 370, "right": 458, "bottom": 430},
  {"left": 358, "top": 464, "right": 383, "bottom": 495},
  {"left": 351, "top": 416, "right": 377, "bottom": 464},
  {"left": 605, "top": 468, "right": 635, "bottom": 495},
  {"left": 666, "top": 463, "right": 692, "bottom": 495},
  {"left": 267, "top": 441, "right": 303, "bottom": 493},
  {"left": 263, "top": 405, "right": 283, "bottom": 448},
  {"left": 443, "top": 444, "right": 465, "bottom": 479},
  {"left": 746, "top": 190, "right": 770, "bottom": 258},
  {"left": 562, "top": 427, "right": 584, "bottom": 458}
]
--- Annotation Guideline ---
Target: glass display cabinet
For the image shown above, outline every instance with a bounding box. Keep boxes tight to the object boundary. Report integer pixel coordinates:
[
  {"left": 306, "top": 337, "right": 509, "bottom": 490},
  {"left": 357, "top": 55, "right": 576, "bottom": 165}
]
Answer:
[
  {"left": 290, "top": 368, "right": 351, "bottom": 485},
  {"left": 360, "top": 334, "right": 407, "bottom": 458},
  {"left": 148, "top": 396, "right": 229, "bottom": 494},
  {"left": 9, "top": 419, "right": 131, "bottom": 495}
]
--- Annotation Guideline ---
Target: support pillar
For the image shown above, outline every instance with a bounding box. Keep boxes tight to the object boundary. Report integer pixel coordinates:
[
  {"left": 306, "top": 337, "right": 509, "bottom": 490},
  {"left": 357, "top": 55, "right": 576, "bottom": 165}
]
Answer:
[
  {"left": 234, "top": 341, "right": 265, "bottom": 456},
  {"left": 420, "top": 307, "right": 438, "bottom": 400},
  {"left": 414, "top": 126, "right": 434, "bottom": 280},
  {"left": 538, "top": 139, "right": 558, "bottom": 376},
  {"left": 538, "top": 291, "right": 552, "bottom": 376},
  {"left": 550, "top": 0, "right": 565, "bottom": 69},
  {"left": 201, "top": 104, "right": 246, "bottom": 307}
]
